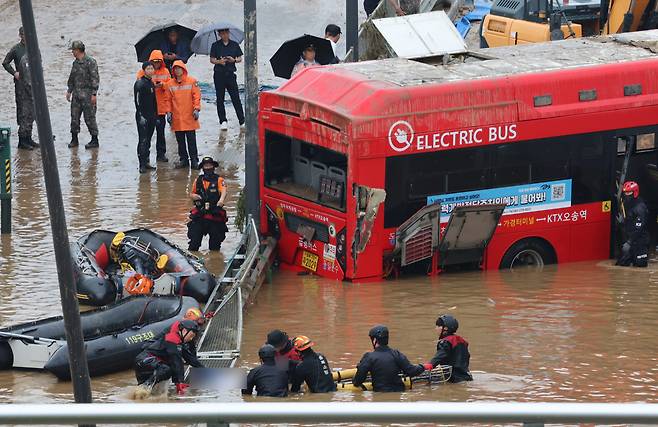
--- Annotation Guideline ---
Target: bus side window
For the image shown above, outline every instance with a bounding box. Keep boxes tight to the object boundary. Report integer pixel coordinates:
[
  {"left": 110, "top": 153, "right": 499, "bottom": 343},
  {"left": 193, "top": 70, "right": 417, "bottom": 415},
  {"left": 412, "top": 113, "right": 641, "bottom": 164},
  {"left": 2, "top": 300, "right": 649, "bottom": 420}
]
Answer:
[
  {"left": 636, "top": 133, "right": 656, "bottom": 152},
  {"left": 571, "top": 136, "right": 607, "bottom": 204},
  {"left": 445, "top": 149, "right": 489, "bottom": 193},
  {"left": 492, "top": 144, "right": 530, "bottom": 187},
  {"left": 529, "top": 138, "right": 570, "bottom": 183}
]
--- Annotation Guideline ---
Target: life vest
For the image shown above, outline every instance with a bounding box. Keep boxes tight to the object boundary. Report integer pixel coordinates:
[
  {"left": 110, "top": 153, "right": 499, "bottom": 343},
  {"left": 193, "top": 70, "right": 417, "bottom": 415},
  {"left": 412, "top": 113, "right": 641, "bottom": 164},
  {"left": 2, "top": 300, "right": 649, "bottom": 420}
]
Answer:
[
  {"left": 191, "top": 174, "right": 228, "bottom": 223},
  {"left": 124, "top": 273, "right": 154, "bottom": 295}
]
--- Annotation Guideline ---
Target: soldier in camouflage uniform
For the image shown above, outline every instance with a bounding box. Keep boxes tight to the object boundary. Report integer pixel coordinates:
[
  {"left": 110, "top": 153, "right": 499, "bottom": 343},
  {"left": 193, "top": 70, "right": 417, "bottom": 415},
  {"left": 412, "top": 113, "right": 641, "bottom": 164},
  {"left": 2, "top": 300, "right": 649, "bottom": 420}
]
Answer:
[
  {"left": 66, "top": 40, "right": 99, "bottom": 149},
  {"left": 2, "top": 27, "right": 38, "bottom": 150}
]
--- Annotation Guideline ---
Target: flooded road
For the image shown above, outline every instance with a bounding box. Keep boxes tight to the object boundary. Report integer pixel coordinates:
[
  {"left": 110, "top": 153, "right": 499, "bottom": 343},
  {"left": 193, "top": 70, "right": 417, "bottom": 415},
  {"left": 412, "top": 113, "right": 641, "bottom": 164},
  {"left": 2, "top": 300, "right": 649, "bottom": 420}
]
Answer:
[
  {"left": 241, "top": 262, "right": 658, "bottom": 404},
  {"left": 4, "top": 260, "right": 658, "bottom": 407},
  {"left": 0, "top": 0, "right": 657, "bottom": 423}
]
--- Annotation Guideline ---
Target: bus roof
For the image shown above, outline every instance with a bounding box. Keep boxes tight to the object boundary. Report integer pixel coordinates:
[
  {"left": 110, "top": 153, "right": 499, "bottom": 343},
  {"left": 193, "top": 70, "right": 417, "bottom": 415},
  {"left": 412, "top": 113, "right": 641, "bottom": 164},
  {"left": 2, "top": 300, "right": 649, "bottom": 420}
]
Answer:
[
  {"left": 333, "top": 31, "right": 658, "bottom": 86},
  {"left": 270, "top": 31, "right": 658, "bottom": 121}
]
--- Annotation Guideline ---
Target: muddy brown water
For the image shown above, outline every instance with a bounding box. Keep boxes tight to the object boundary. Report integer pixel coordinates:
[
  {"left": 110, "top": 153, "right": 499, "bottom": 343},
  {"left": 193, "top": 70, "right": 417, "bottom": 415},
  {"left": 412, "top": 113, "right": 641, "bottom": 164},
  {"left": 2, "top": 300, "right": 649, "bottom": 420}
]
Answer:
[
  {"left": 3, "top": 261, "right": 658, "bottom": 409},
  {"left": 1, "top": 1, "right": 658, "bottom": 426}
]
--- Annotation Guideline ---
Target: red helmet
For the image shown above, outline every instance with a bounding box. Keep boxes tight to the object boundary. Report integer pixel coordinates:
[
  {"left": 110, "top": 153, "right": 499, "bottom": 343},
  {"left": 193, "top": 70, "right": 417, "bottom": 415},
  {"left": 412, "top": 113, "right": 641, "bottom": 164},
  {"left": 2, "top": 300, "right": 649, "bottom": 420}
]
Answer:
[{"left": 622, "top": 181, "right": 639, "bottom": 199}]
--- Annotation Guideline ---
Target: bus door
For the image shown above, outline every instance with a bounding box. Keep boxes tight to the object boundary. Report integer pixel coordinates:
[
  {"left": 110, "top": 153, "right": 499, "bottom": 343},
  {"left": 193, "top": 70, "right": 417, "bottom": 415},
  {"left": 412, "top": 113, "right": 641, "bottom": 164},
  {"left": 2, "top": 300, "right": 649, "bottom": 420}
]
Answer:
[{"left": 613, "top": 130, "right": 658, "bottom": 254}]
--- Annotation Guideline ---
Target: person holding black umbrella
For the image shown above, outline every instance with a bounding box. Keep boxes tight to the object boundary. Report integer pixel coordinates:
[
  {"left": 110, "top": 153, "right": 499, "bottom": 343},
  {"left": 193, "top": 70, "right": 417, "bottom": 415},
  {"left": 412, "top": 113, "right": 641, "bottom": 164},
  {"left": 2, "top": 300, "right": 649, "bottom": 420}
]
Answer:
[
  {"left": 161, "top": 29, "right": 192, "bottom": 71},
  {"left": 291, "top": 45, "right": 320, "bottom": 77},
  {"left": 210, "top": 28, "right": 245, "bottom": 131}
]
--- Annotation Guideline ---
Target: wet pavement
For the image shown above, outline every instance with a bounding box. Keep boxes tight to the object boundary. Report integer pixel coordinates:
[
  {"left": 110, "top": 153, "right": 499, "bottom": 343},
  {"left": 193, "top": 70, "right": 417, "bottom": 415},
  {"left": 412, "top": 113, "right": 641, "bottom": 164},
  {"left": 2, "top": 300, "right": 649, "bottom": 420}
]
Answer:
[{"left": 1, "top": 1, "right": 658, "bottom": 425}]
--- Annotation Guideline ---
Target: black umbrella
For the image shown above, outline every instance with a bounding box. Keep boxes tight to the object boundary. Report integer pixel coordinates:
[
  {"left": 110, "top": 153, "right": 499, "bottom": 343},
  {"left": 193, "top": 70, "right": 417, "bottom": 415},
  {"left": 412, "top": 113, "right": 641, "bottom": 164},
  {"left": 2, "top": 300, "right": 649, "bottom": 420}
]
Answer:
[
  {"left": 134, "top": 22, "right": 197, "bottom": 62},
  {"left": 270, "top": 34, "right": 334, "bottom": 79}
]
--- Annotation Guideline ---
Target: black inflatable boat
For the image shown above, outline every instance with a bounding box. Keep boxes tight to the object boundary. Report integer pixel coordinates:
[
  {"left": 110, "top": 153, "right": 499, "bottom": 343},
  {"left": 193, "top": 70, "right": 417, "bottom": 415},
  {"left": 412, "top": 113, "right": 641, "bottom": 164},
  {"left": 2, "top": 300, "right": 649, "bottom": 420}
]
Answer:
[
  {"left": 0, "top": 295, "right": 198, "bottom": 379},
  {"left": 73, "top": 228, "right": 217, "bottom": 306}
]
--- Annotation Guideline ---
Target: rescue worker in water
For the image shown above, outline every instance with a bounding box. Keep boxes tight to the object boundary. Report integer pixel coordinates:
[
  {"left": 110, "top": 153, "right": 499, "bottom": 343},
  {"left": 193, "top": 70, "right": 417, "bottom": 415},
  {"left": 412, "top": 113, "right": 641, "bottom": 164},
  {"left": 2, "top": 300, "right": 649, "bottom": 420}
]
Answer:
[
  {"left": 242, "top": 344, "right": 289, "bottom": 397},
  {"left": 425, "top": 315, "right": 473, "bottom": 383},
  {"left": 290, "top": 335, "right": 337, "bottom": 393},
  {"left": 134, "top": 319, "right": 202, "bottom": 395},
  {"left": 353, "top": 325, "right": 427, "bottom": 392},
  {"left": 616, "top": 181, "right": 650, "bottom": 267},
  {"left": 188, "top": 156, "right": 229, "bottom": 251}
]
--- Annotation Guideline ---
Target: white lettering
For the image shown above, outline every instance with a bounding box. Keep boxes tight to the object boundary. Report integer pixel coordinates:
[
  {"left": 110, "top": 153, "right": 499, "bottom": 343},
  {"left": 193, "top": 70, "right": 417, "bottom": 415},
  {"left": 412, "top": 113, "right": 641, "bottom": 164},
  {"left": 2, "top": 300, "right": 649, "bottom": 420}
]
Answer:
[
  {"left": 509, "top": 124, "right": 517, "bottom": 140},
  {"left": 411, "top": 124, "right": 518, "bottom": 152},
  {"left": 473, "top": 128, "right": 483, "bottom": 143}
]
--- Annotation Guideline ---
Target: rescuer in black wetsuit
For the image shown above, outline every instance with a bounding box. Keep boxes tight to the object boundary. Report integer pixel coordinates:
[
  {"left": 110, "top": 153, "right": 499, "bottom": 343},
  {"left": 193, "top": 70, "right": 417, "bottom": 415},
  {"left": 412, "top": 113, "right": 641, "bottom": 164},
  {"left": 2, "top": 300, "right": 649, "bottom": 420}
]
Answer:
[
  {"left": 290, "top": 335, "right": 337, "bottom": 393},
  {"left": 426, "top": 315, "right": 473, "bottom": 383},
  {"left": 353, "top": 325, "right": 427, "bottom": 392},
  {"left": 134, "top": 319, "right": 201, "bottom": 395},
  {"left": 242, "top": 344, "right": 289, "bottom": 397},
  {"left": 616, "top": 181, "right": 650, "bottom": 268}
]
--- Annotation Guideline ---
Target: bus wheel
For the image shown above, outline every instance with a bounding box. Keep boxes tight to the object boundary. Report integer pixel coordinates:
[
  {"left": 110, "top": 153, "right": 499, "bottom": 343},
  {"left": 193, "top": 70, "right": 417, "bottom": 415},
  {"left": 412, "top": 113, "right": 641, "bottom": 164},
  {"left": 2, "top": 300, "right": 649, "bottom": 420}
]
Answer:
[{"left": 499, "top": 239, "right": 556, "bottom": 270}]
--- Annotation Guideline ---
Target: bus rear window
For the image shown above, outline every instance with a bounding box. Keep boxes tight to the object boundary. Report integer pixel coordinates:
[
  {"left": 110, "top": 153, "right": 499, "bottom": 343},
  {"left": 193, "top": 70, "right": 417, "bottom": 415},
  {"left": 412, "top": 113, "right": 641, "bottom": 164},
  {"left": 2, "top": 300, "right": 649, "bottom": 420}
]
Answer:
[{"left": 264, "top": 131, "right": 347, "bottom": 211}]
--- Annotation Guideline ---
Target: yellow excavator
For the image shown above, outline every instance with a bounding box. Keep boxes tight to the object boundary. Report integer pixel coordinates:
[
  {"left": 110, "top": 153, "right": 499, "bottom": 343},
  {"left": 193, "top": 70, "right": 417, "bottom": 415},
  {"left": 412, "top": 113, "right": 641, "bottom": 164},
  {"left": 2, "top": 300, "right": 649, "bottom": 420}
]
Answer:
[{"left": 480, "top": 0, "right": 658, "bottom": 47}]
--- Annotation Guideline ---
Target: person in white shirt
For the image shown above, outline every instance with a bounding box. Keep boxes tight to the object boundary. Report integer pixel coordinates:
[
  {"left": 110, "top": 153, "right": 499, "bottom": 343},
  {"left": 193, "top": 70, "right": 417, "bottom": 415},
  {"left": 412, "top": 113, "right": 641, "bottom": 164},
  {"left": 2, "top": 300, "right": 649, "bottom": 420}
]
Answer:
[{"left": 324, "top": 24, "right": 341, "bottom": 64}]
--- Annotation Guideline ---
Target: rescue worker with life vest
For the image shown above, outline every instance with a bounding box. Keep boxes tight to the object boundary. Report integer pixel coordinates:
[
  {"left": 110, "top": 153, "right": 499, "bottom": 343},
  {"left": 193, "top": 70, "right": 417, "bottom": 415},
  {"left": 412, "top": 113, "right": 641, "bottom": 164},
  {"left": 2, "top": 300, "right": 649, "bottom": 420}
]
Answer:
[
  {"left": 353, "top": 325, "right": 427, "bottom": 392},
  {"left": 616, "top": 181, "right": 650, "bottom": 267},
  {"left": 290, "top": 335, "right": 337, "bottom": 393},
  {"left": 425, "top": 315, "right": 473, "bottom": 383},
  {"left": 242, "top": 344, "right": 290, "bottom": 397},
  {"left": 134, "top": 319, "right": 201, "bottom": 395},
  {"left": 188, "top": 156, "right": 229, "bottom": 251}
]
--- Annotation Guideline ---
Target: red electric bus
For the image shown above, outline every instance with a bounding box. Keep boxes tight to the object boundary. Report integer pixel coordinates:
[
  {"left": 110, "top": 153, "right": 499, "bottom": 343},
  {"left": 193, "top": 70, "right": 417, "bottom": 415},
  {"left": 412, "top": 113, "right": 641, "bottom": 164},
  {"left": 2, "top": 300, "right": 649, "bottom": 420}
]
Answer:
[{"left": 259, "top": 31, "right": 658, "bottom": 281}]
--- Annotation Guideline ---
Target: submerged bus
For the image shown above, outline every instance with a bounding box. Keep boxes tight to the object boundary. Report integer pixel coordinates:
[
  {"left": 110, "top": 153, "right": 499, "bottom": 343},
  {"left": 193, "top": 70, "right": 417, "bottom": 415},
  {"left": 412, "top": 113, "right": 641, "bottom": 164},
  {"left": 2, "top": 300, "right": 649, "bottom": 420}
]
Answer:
[{"left": 259, "top": 30, "right": 658, "bottom": 281}]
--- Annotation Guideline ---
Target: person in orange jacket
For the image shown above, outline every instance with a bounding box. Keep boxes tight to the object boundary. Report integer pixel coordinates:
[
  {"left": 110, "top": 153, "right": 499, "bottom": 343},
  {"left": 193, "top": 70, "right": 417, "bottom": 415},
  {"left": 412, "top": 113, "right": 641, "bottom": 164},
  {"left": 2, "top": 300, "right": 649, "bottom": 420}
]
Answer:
[
  {"left": 136, "top": 50, "right": 170, "bottom": 162},
  {"left": 164, "top": 60, "right": 200, "bottom": 169}
]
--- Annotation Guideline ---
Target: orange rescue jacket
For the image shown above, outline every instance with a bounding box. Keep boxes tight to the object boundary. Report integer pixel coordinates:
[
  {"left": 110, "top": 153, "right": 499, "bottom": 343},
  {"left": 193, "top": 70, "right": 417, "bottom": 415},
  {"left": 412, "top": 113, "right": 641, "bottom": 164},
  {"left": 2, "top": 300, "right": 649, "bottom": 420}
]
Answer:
[
  {"left": 136, "top": 50, "right": 171, "bottom": 115},
  {"left": 164, "top": 60, "right": 201, "bottom": 132}
]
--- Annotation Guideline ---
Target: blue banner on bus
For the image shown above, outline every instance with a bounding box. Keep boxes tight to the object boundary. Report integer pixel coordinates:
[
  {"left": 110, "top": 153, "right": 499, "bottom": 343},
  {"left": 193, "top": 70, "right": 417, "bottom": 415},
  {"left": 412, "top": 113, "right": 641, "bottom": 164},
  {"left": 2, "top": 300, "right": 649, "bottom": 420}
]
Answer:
[{"left": 427, "top": 179, "right": 572, "bottom": 221}]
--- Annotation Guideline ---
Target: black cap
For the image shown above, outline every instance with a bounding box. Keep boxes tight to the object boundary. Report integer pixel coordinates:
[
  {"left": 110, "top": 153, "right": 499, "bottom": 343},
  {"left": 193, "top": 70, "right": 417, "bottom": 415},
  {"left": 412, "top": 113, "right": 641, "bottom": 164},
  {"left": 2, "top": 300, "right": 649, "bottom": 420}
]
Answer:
[
  {"left": 368, "top": 324, "right": 389, "bottom": 345},
  {"left": 436, "top": 315, "right": 459, "bottom": 334},
  {"left": 325, "top": 24, "right": 342, "bottom": 36},
  {"left": 142, "top": 61, "right": 154, "bottom": 70},
  {"left": 258, "top": 344, "right": 277, "bottom": 360},
  {"left": 266, "top": 329, "right": 288, "bottom": 348}
]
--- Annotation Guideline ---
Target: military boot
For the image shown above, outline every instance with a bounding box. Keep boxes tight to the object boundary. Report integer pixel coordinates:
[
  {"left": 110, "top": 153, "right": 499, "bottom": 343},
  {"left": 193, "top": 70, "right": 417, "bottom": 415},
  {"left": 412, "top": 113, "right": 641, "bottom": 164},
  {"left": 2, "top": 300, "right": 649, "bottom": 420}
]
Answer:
[
  {"left": 17, "top": 136, "right": 33, "bottom": 151},
  {"left": 85, "top": 135, "right": 99, "bottom": 149},
  {"left": 68, "top": 133, "right": 79, "bottom": 148}
]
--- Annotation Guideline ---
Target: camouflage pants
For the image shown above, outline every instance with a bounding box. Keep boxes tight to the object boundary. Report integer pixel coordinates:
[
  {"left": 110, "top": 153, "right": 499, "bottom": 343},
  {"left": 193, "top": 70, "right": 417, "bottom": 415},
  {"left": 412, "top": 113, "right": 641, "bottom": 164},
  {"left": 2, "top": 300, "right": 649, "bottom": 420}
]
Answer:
[
  {"left": 14, "top": 79, "right": 34, "bottom": 138},
  {"left": 70, "top": 90, "right": 98, "bottom": 136}
]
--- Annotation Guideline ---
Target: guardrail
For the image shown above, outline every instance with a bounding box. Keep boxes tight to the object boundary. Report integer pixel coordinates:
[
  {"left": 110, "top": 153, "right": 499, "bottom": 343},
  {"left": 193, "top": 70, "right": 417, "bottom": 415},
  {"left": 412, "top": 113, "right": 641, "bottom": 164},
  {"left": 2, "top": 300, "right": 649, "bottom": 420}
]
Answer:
[{"left": 1, "top": 402, "right": 658, "bottom": 425}]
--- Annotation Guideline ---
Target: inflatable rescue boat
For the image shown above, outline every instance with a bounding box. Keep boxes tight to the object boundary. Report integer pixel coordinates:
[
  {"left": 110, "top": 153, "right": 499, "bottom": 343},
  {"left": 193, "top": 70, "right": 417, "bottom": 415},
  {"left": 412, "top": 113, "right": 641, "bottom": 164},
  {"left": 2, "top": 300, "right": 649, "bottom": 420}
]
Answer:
[
  {"left": 72, "top": 228, "right": 217, "bottom": 306},
  {"left": 0, "top": 295, "right": 198, "bottom": 380}
]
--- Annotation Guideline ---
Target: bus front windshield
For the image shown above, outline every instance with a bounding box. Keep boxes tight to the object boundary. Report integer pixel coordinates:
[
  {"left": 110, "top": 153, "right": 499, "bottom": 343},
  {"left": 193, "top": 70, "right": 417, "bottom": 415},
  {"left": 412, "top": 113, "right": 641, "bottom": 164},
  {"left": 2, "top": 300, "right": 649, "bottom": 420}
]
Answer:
[{"left": 264, "top": 131, "right": 347, "bottom": 211}]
